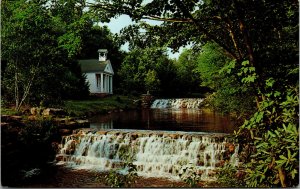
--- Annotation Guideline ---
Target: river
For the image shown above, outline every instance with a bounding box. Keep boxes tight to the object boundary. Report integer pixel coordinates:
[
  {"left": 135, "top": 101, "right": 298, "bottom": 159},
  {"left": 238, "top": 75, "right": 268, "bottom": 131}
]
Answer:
[
  {"left": 89, "top": 108, "right": 235, "bottom": 133},
  {"left": 55, "top": 99, "right": 239, "bottom": 183}
]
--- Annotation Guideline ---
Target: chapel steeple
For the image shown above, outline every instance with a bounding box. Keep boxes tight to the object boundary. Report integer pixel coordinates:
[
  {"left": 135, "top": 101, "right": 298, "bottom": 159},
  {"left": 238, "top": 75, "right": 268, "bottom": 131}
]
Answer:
[{"left": 98, "top": 49, "right": 108, "bottom": 61}]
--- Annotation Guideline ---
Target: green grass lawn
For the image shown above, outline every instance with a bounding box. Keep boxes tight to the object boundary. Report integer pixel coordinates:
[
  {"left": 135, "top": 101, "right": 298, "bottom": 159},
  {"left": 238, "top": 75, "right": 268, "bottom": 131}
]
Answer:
[
  {"left": 1, "top": 95, "right": 139, "bottom": 118},
  {"left": 63, "top": 95, "right": 138, "bottom": 117}
]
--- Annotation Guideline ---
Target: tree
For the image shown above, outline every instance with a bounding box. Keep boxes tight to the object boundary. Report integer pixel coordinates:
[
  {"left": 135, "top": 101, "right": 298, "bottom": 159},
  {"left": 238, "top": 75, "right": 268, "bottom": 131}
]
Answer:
[
  {"left": 2, "top": 0, "right": 57, "bottom": 109},
  {"left": 144, "top": 70, "right": 160, "bottom": 94},
  {"left": 196, "top": 42, "right": 255, "bottom": 114},
  {"left": 175, "top": 49, "right": 202, "bottom": 95},
  {"left": 118, "top": 47, "right": 176, "bottom": 96},
  {"left": 1, "top": 0, "right": 89, "bottom": 109}
]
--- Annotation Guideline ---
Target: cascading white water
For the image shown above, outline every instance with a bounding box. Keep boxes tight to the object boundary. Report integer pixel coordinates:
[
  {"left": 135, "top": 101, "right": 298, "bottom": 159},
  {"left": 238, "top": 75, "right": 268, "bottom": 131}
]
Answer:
[
  {"left": 151, "top": 98, "right": 204, "bottom": 109},
  {"left": 56, "top": 129, "right": 238, "bottom": 181}
]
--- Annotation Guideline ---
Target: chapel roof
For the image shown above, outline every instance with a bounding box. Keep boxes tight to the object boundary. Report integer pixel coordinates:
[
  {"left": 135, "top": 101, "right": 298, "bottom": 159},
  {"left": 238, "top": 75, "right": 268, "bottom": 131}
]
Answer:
[{"left": 79, "top": 59, "right": 112, "bottom": 74}]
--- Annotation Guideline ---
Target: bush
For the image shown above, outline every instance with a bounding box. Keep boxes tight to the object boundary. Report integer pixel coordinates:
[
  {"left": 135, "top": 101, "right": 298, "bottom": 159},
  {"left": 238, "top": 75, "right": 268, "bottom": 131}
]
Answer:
[
  {"left": 235, "top": 83, "right": 299, "bottom": 187},
  {"left": 104, "top": 161, "right": 137, "bottom": 187},
  {"left": 1, "top": 118, "right": 60, "bottom": 186},
  {"left": 179, "top": 163, "right": 201, "bottom": 187},
  {"left": 217, "top": 163, "right": 246, "bottom": 187}
]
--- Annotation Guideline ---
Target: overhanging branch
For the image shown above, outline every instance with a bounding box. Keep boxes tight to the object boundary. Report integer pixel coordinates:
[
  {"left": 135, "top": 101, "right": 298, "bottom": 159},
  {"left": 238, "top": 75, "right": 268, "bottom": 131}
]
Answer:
[
  {"left": 142, "top": 15, "right": 193, "bottom": 23},
  {"left": 173, "top": 1, "right": 239, "bottom": 60}
]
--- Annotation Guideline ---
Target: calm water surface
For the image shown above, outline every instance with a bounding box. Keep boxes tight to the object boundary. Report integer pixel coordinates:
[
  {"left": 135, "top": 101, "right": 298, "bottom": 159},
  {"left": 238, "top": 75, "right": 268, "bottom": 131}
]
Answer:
[{"left": 89, "top": 109, "right": 235, "bottom": 133}]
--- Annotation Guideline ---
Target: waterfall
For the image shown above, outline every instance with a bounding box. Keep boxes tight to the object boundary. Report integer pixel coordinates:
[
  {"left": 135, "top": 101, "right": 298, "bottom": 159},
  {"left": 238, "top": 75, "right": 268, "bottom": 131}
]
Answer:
[
  {"left": 151, "top": 98, "right": 204, "bottom": 109},
  {"left": 56, "top": 129, "right": 238, "bottom": 181}
]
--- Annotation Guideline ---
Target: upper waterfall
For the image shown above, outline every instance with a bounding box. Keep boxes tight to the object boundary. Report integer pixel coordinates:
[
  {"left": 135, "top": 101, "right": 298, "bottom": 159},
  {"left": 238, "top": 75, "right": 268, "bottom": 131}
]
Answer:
[{"left": 151, "top": 98, "right": 204, "bottom": 109}]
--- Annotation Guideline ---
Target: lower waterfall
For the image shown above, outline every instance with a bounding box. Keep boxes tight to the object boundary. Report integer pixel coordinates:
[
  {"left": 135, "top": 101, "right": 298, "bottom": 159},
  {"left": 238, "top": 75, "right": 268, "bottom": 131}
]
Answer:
[
  {"left": 151, "top": 98, "right": 204, "bottom": 109},
  {"left": 56, "top": 129, "right": 239, "bottom": 181}
]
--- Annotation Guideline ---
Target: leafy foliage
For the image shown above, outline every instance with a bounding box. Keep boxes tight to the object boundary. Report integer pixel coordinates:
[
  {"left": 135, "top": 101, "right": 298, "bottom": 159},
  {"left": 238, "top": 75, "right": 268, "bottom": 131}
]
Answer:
[
  {"left": 179, "top": 164, "right": 201, "bottom": 187},
  {"left": 1, "top": 0, "right": 90, "bottom": 108},
  {"left": 217, "top": 163, "right": 246, "bottom": 187},
  {"left": 2, "top": 118, "right": 60, "bottom": 186},
  {"left": 105, "top": 162, "right": 137, "bottom": 188},
  {"left": 144, "top": 70, "right": 160, "bottom": 94},
  {"left": 197, "top": 42, "right": 255, "bottom": 114},
  {"left": 175, "top": 49, "right": 203, "bottom": 95},
  {"left": 236, "top": 83, "right": 299, "bottom": 187},
  {"left": 118, "top": 47, "right": 178, "bottom": 96}
]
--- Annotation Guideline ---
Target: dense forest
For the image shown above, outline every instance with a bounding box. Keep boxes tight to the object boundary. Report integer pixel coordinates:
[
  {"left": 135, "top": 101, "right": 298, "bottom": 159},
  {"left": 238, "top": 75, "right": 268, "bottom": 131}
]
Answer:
[{"left": 1, "top": 0, "right": 298, "bottom": 187}]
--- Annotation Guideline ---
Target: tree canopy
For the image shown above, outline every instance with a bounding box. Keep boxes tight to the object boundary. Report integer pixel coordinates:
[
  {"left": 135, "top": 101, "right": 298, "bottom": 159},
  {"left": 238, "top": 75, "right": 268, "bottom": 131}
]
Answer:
[
  {"left": 118, "top": 47, "right": 176, "bottom": 96},
  {"left": 90, "top": 0, "right": 298, "bottom": 88}
]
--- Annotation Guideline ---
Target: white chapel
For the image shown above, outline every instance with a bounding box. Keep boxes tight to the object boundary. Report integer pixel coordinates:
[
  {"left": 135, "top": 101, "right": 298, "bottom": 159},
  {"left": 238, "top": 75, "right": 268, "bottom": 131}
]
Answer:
[{"left": 79, "top": 49, "right": 114, "bottom": 94}]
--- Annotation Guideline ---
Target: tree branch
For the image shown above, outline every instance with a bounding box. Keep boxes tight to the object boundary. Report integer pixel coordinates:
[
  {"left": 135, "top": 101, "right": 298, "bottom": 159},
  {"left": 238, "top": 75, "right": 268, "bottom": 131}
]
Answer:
[
  {"left": 173, "top": 1, "right": 239, "bottom": 60},
  {"left": 142, "top": 15, "right": 193, "bottom": 23}
]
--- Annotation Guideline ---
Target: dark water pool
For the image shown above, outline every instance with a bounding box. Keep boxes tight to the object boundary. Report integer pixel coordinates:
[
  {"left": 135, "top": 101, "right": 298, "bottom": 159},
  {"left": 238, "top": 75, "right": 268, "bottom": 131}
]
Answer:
[{"left": 89, "top": 109, "right": 236, "bottom": 133}]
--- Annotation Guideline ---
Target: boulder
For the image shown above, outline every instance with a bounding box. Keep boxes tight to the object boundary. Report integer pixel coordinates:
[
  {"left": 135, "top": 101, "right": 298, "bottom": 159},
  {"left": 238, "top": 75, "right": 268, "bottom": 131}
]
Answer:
[
  {"left": 75, "top": 119, "right": 90, "bottom": 127},
  {"left": 55, "top": 155, "right": 64, "bottom": 162},
  {"left": 169, "top": 134, "right": 179, "bottom": 139},
  {"left": 27, "top": 115, "right": 37, "bottom": 121},
  {"left": 59, "top": 129, "right": 72, "bottom": 135},
  {"left": 215, "top": 160, "right": 225, "bottom": 167},
  {"left": 0, "top": 122, "right": 9, "bottom": 127},
  {"left": 228, "top": 144, "right": 235, "bottom": 153},
  {"left": 65, "top": 121, "right": 77, "bottom": 127},
  {"left": 10, "top": 115, "right": 23, "bottom": 121},
  {"left": 1, "top": 115, "right": 22, "bottom": 122},
  {"left": 130, "top": 133, "right": 138, "bottom": 140},
  {"left": 97, "top": 130, "right": 108, "bottom": 135},
  {"left": 30, "top": 107, "right": 42, "bottom": 116},
  {"left": 42, "top": 108, "right": 66, "bottom": 117}
]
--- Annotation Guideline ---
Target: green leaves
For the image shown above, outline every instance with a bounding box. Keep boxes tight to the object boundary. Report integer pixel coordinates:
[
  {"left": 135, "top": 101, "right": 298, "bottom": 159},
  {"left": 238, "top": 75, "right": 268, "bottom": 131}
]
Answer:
[
  {"left": 118, "top": 47, "right": 179, "bottom": 95},
  {"left": 265, "top": 78, "right": 275, "bottom": 88},
  {"left": 219, "top": 60, "right": 236, "bottom": 74},
  {"left": 1, "top": 0, "right": 90, "bottom": 107},
  {"left": 104, "top": 160, "right": 137, "bottom": 187},
  {"left": 238, "top": 85, "right": 299, "bottom": 187},
  {"left": 144, "top": 70, "right": 160, "bottom": 93},
  {"left": 237, "top": 60, "right": 257, "bottom": 85},
  {"left": 179, "top": 164, "right": 201, "bottom": 187},
  {"left": 275, "top": 149, "right": 298, "bottom": 169}
]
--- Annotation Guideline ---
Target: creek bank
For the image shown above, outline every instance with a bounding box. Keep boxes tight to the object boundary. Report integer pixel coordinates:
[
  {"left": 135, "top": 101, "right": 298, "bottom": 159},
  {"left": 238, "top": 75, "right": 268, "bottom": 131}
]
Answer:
[
  {"left": 20, "top": 165, "right": 220, "bottom": 188},
  {"left": 62, "top": 95, "right": 139, "bottom": 118},
  {"left": 1, "top": 115, "right": 59, "bottom": 187},
  {"left": 1, "top": 96, "right": 140, "bottom": 187},
  {"left": 1, "top": 108, "right": 90, "bottom": 187}
]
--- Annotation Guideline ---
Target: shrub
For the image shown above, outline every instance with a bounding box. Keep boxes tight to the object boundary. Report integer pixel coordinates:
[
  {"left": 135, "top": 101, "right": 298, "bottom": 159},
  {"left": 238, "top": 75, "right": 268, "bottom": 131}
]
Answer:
[
  {"left": 235, "top": 83, "right": 299, "bottom": 187},
  {"left": 179, "top": 163, "right": 201, "bottom": 187},
  {"left": 104, "top": 161, "right": 137, "bottom": 187}
]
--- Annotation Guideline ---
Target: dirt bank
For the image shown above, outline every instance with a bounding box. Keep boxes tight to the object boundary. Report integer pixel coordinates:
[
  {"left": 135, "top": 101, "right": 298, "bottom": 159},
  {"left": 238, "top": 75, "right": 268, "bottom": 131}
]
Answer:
[
  {"left": 22, "top": 165, "right": 186, "bottom": 187},
  {"left": 21, "top": 165, "right": 218, "bottom": 188}
]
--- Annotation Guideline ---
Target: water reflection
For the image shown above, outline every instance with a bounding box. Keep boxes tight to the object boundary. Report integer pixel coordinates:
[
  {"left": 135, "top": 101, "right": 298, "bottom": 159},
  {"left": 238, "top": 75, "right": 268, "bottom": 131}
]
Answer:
[{"left": 90, "top": 109, "right": 235, "bottom": 133}]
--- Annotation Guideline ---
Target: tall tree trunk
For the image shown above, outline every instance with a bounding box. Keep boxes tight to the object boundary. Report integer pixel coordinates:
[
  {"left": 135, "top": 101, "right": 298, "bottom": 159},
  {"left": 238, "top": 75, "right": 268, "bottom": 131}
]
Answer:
[
  {"left": 233, "top": 0, "right": 265, "bottom": 109},
  {"left": 14, "top": 61, "right": 40, "bottom": 111},
  {"left": 14, "top": 60, "right": 20, "bottom": 111}
]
